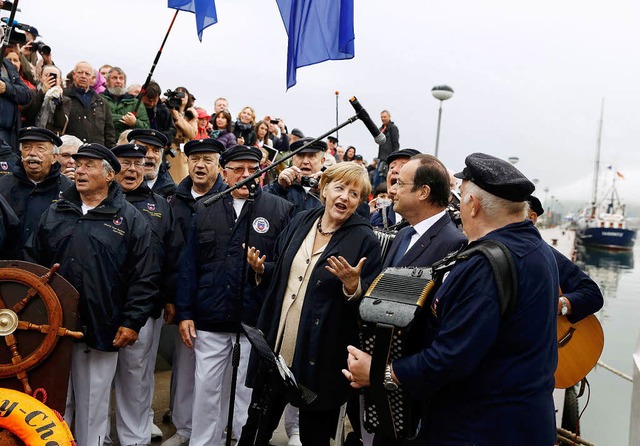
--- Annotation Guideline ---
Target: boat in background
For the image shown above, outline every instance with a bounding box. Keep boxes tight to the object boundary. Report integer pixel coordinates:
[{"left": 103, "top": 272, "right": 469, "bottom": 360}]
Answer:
[{"left": 576, "top": 100, "right": 637, "bottom": 250}]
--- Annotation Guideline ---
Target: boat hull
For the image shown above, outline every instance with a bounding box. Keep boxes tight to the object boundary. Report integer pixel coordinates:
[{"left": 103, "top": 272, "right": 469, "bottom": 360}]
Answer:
[{"left": 577, "top": 227, "right": 636, "bottom": 250}]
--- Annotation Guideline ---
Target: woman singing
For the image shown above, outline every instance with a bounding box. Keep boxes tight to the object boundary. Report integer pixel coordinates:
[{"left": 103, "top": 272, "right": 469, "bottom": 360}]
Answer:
[{"left": 239, "top": 162, "right": 382, "bottom": 446}]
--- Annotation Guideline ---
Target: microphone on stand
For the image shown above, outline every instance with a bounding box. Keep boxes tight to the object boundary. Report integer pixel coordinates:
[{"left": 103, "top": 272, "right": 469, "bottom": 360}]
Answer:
[{"left": 349, "top": 96, "right": 386, "bottom": 145}]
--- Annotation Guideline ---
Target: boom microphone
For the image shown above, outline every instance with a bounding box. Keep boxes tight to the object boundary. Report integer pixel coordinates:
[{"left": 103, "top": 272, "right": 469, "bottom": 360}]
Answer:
[{"left": 349, "top": 96, "right": 386, "bottom": 146}]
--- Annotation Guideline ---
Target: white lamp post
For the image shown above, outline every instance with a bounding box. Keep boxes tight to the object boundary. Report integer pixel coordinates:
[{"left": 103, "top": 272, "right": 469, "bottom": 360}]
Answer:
[{"left": 431, "top": 85, "right": 454, "bottom": 158}]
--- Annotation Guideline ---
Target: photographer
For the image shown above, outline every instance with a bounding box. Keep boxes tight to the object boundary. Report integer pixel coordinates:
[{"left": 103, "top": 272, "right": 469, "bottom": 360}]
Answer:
[
  {"left": 263, "top": 137, "right": 326, "bottom": 217},
  {"left": 140, "top": 80, "right": 176, "bottom": 149},
  {"left": 232, "top": 106, "right": 257, "bottom": 146},
  {"left": 168, "top": 86, "right": 197, "bottom": 183},
  {"left": 22, "top": 64, "right": 67, "bottom": 134},
  {"left": 0, "top": 48, "right": 33, "bottom": 151}
]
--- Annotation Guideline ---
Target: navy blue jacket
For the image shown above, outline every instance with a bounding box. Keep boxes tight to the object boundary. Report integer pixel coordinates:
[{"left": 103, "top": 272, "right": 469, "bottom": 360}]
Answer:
[
  {"left": 383, "top": 213, "right": 467, "bottom": 268},
  {"left": 0, "top": 192, "right": 18, "bottom": 258},
  {"left": 29, "top": 182, "right": 158, "bottom": 351},
  {"left": 370, "top": 202, "right": 398, "bottom": 228},
  {"left": 175, "top": 187, "right": 293, "bottom": 332},
  {"left": 0, "top": 162, "right": 72, "bottom": 259},
  {"left": 253, "top": 207, "right": 382, "bottom": 411},
  {"left": 124, "top": 183, "right": 182, "bottom": 312},
  {"left": 393, "top": 220, "right": 558, "bottom": 445},
  {"left": 0, "top": 59, "right": 33, "bottom": 150},
  {"left": 553, "top": 246, "right": 603, "bottom": 322},
  {"left": 151, "top": 165, "right": 177, "bottom": 198},
  {"left": 170, "top": 174, "right": 226, "bottom": 243}
]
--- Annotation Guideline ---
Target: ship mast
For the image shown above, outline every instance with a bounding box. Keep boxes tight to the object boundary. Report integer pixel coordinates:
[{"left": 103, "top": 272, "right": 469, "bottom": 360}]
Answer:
[{"left": 590, "top": 99, "right": 604, "bottom": 219}]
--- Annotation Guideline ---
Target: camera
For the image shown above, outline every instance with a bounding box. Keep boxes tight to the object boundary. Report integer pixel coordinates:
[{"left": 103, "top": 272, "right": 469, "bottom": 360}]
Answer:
[
  {"left": 30, "top": 40, "right": 51, "bottom": 56},
  {"left": 270, "top": 119, "right": 280, "bottom": 124},
  {"left": 165, "top": 89, "right": 185, "bottom": 110},
  {"left": 300, "top": 176, "right": 318, "bottom": 188}
]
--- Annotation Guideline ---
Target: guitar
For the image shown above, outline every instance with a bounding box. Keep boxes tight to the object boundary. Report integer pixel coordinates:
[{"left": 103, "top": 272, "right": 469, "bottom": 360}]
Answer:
[{"left": 554, "top": 314, "right": 604, "bottom": 389}]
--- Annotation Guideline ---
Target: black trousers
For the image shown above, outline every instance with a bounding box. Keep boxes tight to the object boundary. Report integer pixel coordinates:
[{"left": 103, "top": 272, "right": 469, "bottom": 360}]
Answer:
[{"left": 238, "top": 383, "right": 340, "bottom": 446}]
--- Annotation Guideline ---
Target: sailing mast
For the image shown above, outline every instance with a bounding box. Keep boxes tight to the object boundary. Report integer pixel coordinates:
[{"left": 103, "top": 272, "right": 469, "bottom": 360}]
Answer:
[{"left": 590, "top": 99, "right": 604, "bottom": 219}]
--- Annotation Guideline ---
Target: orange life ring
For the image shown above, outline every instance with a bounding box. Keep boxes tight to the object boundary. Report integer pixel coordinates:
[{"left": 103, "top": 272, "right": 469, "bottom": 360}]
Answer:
[{"left": 0, "top": 388, "right": 75, "bottom": 445}]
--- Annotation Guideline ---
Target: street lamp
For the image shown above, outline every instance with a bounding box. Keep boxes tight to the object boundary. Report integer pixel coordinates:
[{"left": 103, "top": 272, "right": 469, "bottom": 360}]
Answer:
[{"left": 431, "top": 85, "right": 454, "bottom": 158}]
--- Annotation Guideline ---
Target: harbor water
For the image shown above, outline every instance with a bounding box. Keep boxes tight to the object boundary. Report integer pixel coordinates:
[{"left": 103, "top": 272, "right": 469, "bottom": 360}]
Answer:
[{"left": 574, "top": 242, "right": 638, "bottom": 445}]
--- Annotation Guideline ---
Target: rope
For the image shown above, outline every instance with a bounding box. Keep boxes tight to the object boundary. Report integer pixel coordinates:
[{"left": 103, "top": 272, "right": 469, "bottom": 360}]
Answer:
[
  {"left": 596, "top": 360, "right": 633, "bottom": 382},
  {"left": 557, "top": 427, "right": 596, "bottom": 446}
]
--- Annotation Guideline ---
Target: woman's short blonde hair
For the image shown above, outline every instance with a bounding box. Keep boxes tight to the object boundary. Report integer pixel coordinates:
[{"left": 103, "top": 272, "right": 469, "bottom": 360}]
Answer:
[{"left": 319, "top": 162, "right": 372, "bottom": 204}]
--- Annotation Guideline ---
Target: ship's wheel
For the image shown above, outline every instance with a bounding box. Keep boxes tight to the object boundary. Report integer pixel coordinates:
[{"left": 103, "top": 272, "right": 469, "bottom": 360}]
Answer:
[{"left": 0, "top": 264, "right": 82, "bottom": 395}]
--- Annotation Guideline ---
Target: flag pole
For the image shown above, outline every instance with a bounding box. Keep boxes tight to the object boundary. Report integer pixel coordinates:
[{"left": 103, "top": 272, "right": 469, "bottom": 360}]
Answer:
[
  {"left": 133, "top": 9, "right": 180, "bottom": 114},
  {"left": 0, "top": 0, "right": 21, "bottom": 59},
  {"left": 335, "top": 90, "right": 340, "bottom": 140}
]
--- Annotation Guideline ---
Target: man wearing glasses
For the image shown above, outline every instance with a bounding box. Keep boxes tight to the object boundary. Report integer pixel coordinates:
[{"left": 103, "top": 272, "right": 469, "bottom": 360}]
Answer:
[
  {"left": 128, "top": 129, "right": 176, "bottom": 198},
  {"left": 111, "top": 142, "right": 181, "bottom": 445},
  {"left": 175, "top": 145, "right": 292, "bottom": 446},
  {"left": 384, "top": 154, "right": 466, "bottom": 269}
]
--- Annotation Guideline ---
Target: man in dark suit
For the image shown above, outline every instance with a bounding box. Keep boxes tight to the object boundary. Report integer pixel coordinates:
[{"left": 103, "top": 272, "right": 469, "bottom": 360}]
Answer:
[{"left": 384, "top": 154, "right": 466, "bottom": 269}]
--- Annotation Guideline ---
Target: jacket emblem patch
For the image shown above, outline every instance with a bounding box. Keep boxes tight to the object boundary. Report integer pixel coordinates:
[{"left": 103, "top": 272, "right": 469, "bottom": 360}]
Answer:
[
  {"left": 113, "top": 216, "right": 124, "bottom": 226},
  {"left": 252, "top": 217, "right": 269, "bottom": 234},
  {"left": 147, "top": 203, "right": 155, "bottom": 211}
]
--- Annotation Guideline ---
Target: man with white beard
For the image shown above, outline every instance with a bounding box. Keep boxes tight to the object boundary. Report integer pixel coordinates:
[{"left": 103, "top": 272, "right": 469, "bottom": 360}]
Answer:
[
  {"left": 102, "top": 66, "right": 150, "bottom": 140},
  {"left": 0, "top": 126, "right": 72, "bottom": 259}
]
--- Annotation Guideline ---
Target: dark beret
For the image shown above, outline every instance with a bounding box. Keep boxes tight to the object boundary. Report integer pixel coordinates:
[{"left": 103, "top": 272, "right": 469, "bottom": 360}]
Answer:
[
  {"left": 290, "top": 128, "right": 305, "bottom": 138},
  {"left": 183, "top": 138, "right": 226, "bottom": 157},
  {"left": 291, "top": 137, "right": 327, "bottom": 153},
  {"left": 526, "top": 195, "right": 544, "bottom": 216},
  {"left": 18, "top": 127, "right": 62, "bottom": 147},
  {"left": 327, "top": 136, "right": 338, "bottom": 143},
  {"left": 72, "top": 143, "right": 121, "bottom": 173},
  {"left": 386, "top": 148, "right": 420, "bottom": 165},
  {"left": 219, "top": 145, "right": 262, "bottom": 167},
  {"left": 127, "top": 129, "right": 168, "bottom": 148},
  {"left": 354, "top": 154, "right": 363, "bottom": 161},
  {"left": 454, "top": 152, "right": 535, "bottom": 202},
  {"left": 112, "top": 143, "right": 146, "bottom": 158}
]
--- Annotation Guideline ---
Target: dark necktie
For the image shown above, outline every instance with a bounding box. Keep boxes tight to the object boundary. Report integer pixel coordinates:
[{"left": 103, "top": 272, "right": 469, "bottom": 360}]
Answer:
[{"left": 391, "top": 227, "right": 416, "bottom": 267}]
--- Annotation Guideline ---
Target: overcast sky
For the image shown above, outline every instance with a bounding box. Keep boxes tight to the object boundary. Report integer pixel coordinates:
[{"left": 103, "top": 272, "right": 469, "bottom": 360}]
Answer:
[{"left": 13, "top": 0, "right": 640, "bottom": 209}]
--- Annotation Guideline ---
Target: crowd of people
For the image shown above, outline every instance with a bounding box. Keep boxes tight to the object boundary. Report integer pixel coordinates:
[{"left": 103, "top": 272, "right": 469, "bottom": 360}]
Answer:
[{"left": 0, "top": 22, "right": 607, "bottom": 446}]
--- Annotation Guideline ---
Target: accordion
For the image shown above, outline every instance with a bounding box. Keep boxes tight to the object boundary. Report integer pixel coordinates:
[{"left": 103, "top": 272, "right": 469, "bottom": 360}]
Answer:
[{"left": 359, "top": 267, "right": 436, "bottom": 439}]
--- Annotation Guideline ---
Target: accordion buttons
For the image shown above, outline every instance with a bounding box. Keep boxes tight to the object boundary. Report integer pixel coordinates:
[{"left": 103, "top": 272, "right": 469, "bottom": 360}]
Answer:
[
  {"left": 298, "top": 276, "right": 303, "bottom": 282},
  {"left": 306, "top": 259, "right": 310, "bottom": 264},
  {"left": 291, "top": 294, "right": 296, "bottom": 300}
]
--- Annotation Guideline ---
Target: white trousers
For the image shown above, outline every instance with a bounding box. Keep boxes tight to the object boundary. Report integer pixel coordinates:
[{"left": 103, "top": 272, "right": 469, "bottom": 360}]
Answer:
[
  {"left": 171, "top": 331, "right": 196, "bottom": 438},
  {"left": 190, "top": 331, "right": 252, "bottom": 446},
  {"left": 113, "top": 317, "right": 155, "bottom": 446},
  {"left": 69, "top": 343, "right": 118, "bottom": 446},
  {"left": 146, "top": 315, "right": 164, "bottom": 427}
]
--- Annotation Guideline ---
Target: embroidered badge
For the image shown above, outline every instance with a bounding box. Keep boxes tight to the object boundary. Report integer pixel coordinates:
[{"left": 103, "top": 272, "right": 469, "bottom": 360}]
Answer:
[
  {"left": 0, "top": 162, "right": 7, "bottom": 170},
  {"left": 113, "top": 216, "right": 124, "bottom": 226},
  {"left": 147, "top": 203, "right": 156, "bottom": 211},
  {"left": 252, "top": 217, "right": 269, "bottom": 234}
]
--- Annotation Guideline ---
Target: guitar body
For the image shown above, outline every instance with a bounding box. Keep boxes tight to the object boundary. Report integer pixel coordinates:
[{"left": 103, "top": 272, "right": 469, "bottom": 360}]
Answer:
[{"left": 555, "top": 314, "right": 604, "bottom": 389}]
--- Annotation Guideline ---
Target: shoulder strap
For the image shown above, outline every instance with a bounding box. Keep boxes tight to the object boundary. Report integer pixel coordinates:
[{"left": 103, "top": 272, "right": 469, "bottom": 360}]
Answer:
[{"left": 432, "top": 239, "right": 518, "bottom": 319}]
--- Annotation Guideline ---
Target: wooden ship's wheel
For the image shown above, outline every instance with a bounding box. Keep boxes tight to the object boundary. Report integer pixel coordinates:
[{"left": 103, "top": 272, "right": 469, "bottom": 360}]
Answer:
[
  {"left": 0, "top": 264, "right": 82, "bottom": 395},
  {"left": 0, "top": 260, "right": 81, "bottom": 446}
]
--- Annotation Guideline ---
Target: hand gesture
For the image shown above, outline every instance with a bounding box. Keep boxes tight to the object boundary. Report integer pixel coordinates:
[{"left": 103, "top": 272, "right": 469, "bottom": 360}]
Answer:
[
  {"left": 246, "top": 245, "right": 266, "bottom": 275},
  {"left": 326, "top": 256, "right": 366, "bottom": 295}
]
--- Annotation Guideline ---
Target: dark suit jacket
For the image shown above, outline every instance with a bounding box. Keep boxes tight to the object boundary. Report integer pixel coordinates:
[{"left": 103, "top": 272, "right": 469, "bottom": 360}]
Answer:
[{"left": 383, "top": 213, "right": 467, "bottom": 268}]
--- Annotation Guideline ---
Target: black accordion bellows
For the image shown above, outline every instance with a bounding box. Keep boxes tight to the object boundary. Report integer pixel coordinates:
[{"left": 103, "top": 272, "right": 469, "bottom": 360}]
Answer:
[{"left": 359, "top": 267, "right": 435, "bottom": 439}]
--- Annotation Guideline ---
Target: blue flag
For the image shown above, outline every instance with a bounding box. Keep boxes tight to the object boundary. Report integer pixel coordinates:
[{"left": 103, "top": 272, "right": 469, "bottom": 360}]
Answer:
[
  {"left": 276, "top": 0, "right": 355, "bottom": 89},
  {"left": 168, "top": 0, "right": 218, "bottom": 41}
]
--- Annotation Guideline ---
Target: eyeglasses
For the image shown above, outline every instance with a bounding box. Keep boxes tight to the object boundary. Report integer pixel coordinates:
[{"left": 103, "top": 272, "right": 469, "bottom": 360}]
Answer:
[
  {"left": 395, "top": 180, "right": 415, "bottom": 189},
  {"left": 225, "top": 165, "right": 260, "bottom": 175},
  {"left": 120, "top": 160, "right": 145, "bottom": 168}
]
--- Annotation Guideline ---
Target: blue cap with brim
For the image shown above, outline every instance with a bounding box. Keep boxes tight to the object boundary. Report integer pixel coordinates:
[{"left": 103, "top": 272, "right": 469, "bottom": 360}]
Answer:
[
  {"left": 72, "top": 143, "right": 121, "bottom": 174},
  {"left": 18, "top": 127, "right": 62, "bottom": 147}
]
